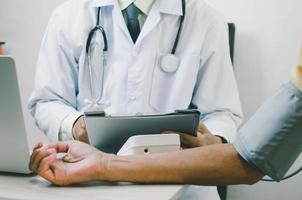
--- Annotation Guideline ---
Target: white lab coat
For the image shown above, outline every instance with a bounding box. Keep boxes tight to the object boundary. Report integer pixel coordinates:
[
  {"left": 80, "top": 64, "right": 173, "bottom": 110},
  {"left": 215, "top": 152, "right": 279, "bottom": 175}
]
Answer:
[{"left": 29, "top": 0, "right": 243, "bottom": 198}]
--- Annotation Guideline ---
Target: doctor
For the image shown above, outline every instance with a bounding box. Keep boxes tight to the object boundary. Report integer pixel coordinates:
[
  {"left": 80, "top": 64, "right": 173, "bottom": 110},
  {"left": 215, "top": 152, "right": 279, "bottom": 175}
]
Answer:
[{"left": 29, "top": 0, "right": 242, "bottom": 199}]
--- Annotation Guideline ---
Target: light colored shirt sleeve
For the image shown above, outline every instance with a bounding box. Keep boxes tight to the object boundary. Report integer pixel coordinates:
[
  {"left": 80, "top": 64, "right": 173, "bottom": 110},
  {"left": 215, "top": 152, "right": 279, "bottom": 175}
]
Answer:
[
  {"left": 28, "top": 9, "right": 79, "bottom": 142},
  {"left": 59, "top": 1, "right": 153, "bottom": 141},
  {"left": 59, "top": 112, "right": 83, "bottom": 141},
  {"left": 233, "top": 82, "right": 302, "bottom": 181},
  {"left": 191, "top": 16, "right": 243, "bottom": 142}
]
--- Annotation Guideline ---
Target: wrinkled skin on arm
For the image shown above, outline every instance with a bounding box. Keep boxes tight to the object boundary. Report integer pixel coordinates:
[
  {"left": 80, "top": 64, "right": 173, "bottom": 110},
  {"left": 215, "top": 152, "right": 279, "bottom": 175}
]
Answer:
[{"left": 29, "top": 141, "right": 263, "bottom": 186}]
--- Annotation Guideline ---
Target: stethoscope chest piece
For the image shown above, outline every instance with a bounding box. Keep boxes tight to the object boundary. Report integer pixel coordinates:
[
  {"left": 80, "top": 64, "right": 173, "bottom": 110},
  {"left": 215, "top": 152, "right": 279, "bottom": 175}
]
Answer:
[{"left": 160, "top": 54, "right": 180, "bottom": 73}]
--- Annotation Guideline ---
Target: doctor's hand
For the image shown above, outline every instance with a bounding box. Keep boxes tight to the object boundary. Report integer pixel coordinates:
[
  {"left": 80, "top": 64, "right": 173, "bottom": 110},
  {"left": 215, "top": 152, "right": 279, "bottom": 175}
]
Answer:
[
  {"left": 72, "top": 116, "right": 89, "bottom": 143},
  {"left": 29, "top": 141, "right": 111, "bottom": 186},
  {"left": 164, "top": 123, "right": 223, "bottom": 148}
]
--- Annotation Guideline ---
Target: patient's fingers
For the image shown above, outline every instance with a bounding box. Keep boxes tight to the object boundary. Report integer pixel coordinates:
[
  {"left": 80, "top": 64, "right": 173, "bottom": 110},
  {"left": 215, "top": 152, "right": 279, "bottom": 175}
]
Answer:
[
  {"left": 29, "top": 143, "right": 46, "bottom": 171},
  {"left": 34, "top": 142, "right": 43, "bottom": 150},
  {"left": 30, "top": 142, "right": 70, "bottom": 172},
  {"left": 46, "top": 142, "right": 70, "bottom": 153},
  {"left": 30, "top": 148, "right": 56, "bottom": 172},
  {"left": 30, "top": 142, "right": 44, "bottom": 162},
  {"left": 37, "top": 153, "right": 57, "bottom": 182}
]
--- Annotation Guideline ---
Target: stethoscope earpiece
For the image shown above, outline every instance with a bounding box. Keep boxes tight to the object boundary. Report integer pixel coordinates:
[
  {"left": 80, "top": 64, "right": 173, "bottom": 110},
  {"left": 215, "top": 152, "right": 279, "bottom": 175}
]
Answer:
[{"left": 160, "top": 54, "right": 180, "bottom": 73}]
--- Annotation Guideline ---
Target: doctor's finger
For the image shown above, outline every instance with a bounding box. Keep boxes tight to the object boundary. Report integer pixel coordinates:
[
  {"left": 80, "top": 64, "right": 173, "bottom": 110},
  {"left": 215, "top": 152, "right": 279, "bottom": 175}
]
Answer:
[
  {"left": 178, "top": 133, "right": 200, "bottom": 148},
  {"left": 161, "top": 131, "right": 184, "bottom": 135},
  {"left": 78, "top": 134, "right": 90, "bottom": 144},
  {"left": 198, "top": 123, "right": 210, "bottom": 134},
  {"left": 30, "top": 148, "right": 56, "bottom": 172},
  {"left": 162, "top": 131, "right": 198, "bottom": 146}
]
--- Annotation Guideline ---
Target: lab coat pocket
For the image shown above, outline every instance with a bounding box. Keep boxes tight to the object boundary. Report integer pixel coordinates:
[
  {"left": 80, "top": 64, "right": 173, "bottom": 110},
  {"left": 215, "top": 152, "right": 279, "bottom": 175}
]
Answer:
[{"left": 149, "top": 54, "right": 201, "bottom": 112}]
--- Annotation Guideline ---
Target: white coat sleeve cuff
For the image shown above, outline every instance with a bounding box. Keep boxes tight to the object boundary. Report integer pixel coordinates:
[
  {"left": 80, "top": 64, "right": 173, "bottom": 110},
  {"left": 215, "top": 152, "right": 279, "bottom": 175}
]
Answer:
[
  {"left": 59, "top": 112, "right": 83, "bottom": 141},
  {"left": 201, "top": 112, "right": 242, "bottom": 143}
]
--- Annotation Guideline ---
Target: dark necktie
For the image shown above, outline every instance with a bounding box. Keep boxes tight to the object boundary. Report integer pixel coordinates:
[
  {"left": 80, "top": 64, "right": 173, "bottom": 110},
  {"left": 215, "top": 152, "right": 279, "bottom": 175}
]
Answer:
[{"left": 125, "top": 3, "right": 141, "bottom": 43}]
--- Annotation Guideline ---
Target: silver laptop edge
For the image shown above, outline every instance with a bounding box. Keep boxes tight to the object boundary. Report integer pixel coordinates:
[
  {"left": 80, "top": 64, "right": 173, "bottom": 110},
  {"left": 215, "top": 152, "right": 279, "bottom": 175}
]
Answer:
[{"left": 0, "top": 56, "right": 31, "bottom": 174}]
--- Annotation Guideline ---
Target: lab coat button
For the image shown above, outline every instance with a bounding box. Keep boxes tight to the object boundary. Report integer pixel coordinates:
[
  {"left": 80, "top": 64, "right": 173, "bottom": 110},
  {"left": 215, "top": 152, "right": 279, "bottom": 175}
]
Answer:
[
  {"left": 129, "top": 96, "right": 136, "bottom": 101},
  {"left": 106, "top": 101, "right": 111, "bottom": 106}
]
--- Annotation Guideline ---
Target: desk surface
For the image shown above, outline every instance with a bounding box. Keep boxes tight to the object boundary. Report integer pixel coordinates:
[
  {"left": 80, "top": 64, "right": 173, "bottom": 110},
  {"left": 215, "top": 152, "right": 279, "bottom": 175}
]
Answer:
[{"left": 0, "top": 174, "right": 186, "bottom": 200}]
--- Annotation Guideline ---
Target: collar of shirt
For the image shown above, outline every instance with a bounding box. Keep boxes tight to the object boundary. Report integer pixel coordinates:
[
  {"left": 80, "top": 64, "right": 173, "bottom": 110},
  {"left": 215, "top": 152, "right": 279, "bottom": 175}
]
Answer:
[
  {"left": 118, "top": 0, "right": 156, "bottom": 15},
  {"left": 89, "top": 0, "right": 183, "bottom": 16}
]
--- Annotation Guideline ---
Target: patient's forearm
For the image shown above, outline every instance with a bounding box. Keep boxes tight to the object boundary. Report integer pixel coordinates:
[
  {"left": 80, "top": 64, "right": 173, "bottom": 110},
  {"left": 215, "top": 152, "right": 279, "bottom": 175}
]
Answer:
[{"left": 102, "top": 144, "right": 264, "bottom": 185}]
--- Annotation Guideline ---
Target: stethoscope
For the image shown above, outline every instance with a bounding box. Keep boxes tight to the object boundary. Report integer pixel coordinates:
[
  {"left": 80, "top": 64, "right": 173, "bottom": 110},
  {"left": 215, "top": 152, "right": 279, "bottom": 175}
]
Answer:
[{"left": 85, "top": 0, "right": 186, "bottom": 109}]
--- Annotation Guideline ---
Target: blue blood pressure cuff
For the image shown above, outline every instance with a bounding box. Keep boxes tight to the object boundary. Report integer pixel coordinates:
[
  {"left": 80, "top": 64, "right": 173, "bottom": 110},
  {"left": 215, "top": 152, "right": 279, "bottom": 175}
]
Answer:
[{"left": 233, "top": 82, "right": 302, "bottom": 181}]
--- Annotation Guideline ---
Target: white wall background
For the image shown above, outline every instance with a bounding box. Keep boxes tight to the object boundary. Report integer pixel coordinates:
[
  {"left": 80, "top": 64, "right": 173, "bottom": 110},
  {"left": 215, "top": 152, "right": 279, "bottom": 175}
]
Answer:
[
  {"left": 0, "top": 0, "right": 301, "bottom": 199},
  {"left": 0, "top": 0, "right": 65, "bottom": 145},
  {"left": 204, "top": 0, "right": 302, "bottom": 199}
]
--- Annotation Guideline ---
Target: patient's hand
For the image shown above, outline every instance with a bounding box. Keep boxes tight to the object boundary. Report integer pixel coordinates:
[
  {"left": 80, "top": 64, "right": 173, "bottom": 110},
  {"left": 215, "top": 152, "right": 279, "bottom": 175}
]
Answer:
[
  {"left": 164, "top": 123, "right": 222, "bottom": 148},
  {"left": 29, "top": 141, "right": 110, "bottom": 186}
]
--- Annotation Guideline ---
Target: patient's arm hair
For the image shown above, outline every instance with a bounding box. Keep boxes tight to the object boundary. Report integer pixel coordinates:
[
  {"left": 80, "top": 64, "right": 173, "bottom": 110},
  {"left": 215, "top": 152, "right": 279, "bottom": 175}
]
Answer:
[{"left": 102, "top": 144, "right": 264, "bottom": 185}]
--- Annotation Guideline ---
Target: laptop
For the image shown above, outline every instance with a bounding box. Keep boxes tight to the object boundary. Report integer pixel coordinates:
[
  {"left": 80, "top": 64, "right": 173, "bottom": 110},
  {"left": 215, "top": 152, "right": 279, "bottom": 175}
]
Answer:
[{"left": 0, "top": 56, "right": 31, "bottom": 174}]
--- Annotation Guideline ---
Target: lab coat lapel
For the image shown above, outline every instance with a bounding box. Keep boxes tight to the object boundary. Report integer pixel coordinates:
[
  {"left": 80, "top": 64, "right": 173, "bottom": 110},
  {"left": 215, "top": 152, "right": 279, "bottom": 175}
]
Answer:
[
  {"left": 89, "top": 0, "right": 116, "bottom": 7},
  {"left": 134, "top": 0, "right": 161, "bottom": 46},
  {"left": 89, "top": 0, "right": 184, "bottom": 46},
  {"left": 159, "top": 0, "right": 183, "bottom": 16},
  {"left": 135, "top": 0, "right": 183, "bottom": 46},
  {"left": 111, "top": 2, "right": 134, "bottom": 44},
  {"left": 90, "top": 0, "right": 133, "bottom": 44}
]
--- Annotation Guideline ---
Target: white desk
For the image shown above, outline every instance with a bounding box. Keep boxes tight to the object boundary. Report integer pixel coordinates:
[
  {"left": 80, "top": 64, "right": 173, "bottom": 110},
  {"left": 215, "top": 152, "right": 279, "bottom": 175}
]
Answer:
[{"left": 0, "top": 173, "right": 186, "bottom": 200}]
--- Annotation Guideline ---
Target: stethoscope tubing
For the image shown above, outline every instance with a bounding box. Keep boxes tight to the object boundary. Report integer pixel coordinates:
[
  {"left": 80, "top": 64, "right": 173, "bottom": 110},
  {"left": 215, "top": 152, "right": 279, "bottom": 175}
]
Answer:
[
  {"left": 85, "top": 0, "right": 186, "bottom": 107},
  {"left": 172, "top": 0, "right": 186, "bottom": 54},
  {"left": 86, "top": 8, "right": 108, "bottom": 54},
  {"left": 86, "top": 0, "right": 186, "bottom": 56}
]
